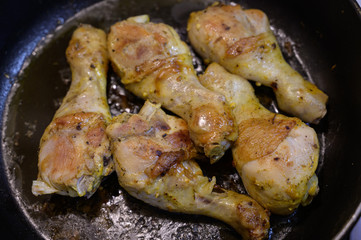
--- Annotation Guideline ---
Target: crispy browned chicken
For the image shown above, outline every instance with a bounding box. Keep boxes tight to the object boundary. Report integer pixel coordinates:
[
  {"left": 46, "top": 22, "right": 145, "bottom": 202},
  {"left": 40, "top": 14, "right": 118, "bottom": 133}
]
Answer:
[
  {"left": 188, "top": 3, "right": 328, "bottom": 123},
  {"left": 32, "top": 25, "right": 113, "bottom": 197},
  {"left": 108, "top": 15, "right": 237, "bottom": 163},
  {"left": 199, "top": 63, "right": 319, "bottom": 215},
  {"left": 106, "top": 100, "right": 270, "bottom": 239}
]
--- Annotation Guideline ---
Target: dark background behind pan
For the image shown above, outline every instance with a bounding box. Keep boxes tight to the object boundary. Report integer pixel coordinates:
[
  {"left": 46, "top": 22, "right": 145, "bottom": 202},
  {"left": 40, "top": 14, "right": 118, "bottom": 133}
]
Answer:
[{"left": 0, "top": 0, "right": 361, "bottom": 239}]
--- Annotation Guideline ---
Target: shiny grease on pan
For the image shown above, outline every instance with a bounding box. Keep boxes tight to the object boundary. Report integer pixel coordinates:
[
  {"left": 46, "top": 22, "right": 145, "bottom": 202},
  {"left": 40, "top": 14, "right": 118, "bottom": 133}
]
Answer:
[{"left": 1, "top": 0, "right": 326, "bottom": 239}]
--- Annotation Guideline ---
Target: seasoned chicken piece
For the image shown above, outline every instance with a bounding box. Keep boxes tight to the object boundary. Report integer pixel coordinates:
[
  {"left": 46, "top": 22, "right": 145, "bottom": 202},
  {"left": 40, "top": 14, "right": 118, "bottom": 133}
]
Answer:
[
  {"left": 106, "top": 100, "right": 270, "bottom": 240},
  {"left": 32, "top": 25, "right": 113, "bottom": 197},
  {"left": 108, "top": 15, "right": 237, "bottom": 163},
  {"left": 188, "top": 3, "right": 328, "bottom": 123},
  {"left": 199, "top": 63, "right": 319, "bottom": 215}
]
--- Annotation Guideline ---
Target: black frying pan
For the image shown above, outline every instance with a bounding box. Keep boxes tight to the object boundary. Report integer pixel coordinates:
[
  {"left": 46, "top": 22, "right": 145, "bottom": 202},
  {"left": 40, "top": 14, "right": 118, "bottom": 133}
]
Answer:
[{"left": 1, "top": 0, "right": 361, "bottom": 239}]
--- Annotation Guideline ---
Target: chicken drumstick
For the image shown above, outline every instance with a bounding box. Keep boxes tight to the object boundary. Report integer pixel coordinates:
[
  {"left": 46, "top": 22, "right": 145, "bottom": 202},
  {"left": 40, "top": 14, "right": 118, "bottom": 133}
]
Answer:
[
  {"left": 32, "top": 25, "right": 113, "bottom": 197},
  {"left": 106, "top": 100, "right": 270, "bottom": 239},
  {"left": 199, "top": 63, "right": 319, "bottom": 215},
  {"left": 108, "top": 15, "right": 237, "bottom": 163},
  {"left": 188, "top": 3, "right": 328, "bottom": 123}
]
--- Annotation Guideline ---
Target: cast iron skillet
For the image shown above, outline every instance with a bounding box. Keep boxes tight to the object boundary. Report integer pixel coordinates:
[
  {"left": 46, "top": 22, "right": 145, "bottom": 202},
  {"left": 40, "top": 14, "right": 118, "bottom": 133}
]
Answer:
[{"left": 1, "top": 0, "right": 361, "bottom": 239}]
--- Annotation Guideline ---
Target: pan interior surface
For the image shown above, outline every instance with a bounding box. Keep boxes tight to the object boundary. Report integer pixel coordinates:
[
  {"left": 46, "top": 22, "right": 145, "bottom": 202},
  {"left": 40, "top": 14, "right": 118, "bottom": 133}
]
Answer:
[{"left": 1, "top": 0, "right": 361, "bottom": 239}]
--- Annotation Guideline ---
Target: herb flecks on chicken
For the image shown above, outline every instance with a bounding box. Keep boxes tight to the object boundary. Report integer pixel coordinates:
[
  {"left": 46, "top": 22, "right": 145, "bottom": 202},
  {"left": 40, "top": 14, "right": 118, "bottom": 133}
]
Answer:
[
  {"left": 32, "top": 25, "right": 113, "bottom": 197},
  {"left": 199, "top": 63, "right": 319, "bottom": 215},
  {"left": 108, "top": 15, "right": 237, "bottom": 163},
  {"left": 188, "top": 3, "right": 328, "bottom": 123},
  {"left": 106, "top": 101, "right": 270, "bottom": 240}
]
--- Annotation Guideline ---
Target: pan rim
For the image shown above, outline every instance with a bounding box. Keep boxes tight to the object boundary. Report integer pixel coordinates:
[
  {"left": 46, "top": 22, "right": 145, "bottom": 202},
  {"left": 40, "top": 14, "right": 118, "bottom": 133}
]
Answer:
[{"left": 1, "top": 0, "right": 361, "bottom": 239}]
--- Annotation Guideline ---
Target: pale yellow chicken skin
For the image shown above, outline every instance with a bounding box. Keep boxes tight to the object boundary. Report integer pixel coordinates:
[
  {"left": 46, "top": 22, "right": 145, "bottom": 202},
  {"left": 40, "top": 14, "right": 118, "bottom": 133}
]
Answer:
[
  {"left": 108, "top": 15, "right": 237, "bottom": 163},
  {"left": 199, "top": 63, "right": 319, "bottom": 215},
  {"left": 32, "top": 25, "right": 113, "bottom": 197},
  {"left": 106, "top": 100, "right": 270, "bottom": 240},
  {"left": 188, "top": 3, "right": 328, "bottom": 124}
]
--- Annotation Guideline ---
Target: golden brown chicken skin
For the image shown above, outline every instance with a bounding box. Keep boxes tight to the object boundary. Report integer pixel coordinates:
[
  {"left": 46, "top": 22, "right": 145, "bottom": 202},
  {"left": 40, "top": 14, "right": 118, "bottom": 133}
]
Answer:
[
  {"left": 106, "top": 100, "right": 270, "bottom": 240},
  {"left": 32, "top": 25, "right": 113, "bottom": 197},
  {"left": 199, "top": 63, "right": 319, "bottom": 215},
  {"left": 108, "top": 15, "right": 237, "bottom": 163},
  {"left": 188, "top": 3, "right": 328, "bottom": 123}
]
